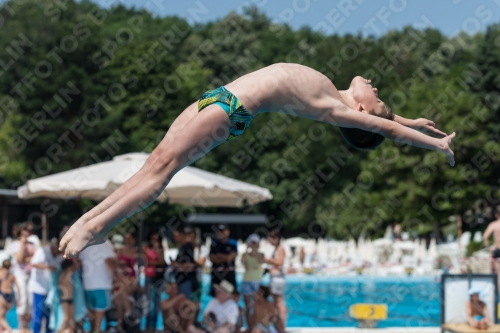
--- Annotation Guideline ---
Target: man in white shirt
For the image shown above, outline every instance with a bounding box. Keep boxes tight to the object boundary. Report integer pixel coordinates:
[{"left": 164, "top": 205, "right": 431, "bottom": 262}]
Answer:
[
  {"left": 79, "top": 240, "right": 116, "bottom": 333},
  {"left": 190, "top": 280, "right": 239, "bottom": 333},
  {"left": 29, "top": 240, "right": 63, "bottom": 333}
]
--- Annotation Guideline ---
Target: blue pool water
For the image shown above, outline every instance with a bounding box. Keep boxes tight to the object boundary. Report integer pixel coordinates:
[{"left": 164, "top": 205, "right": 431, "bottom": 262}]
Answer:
[
  {"left": 6, "top": 275, "right": 441, "bottom": 328},
  {"left": 261, "top": 275, "right": 441, "bottom": 327}
]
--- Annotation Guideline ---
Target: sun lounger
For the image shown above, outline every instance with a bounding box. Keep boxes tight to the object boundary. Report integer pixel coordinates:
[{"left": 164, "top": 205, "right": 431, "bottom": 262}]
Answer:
[{"left": 442, "top": 323, "right": 500, "bottom": 333}]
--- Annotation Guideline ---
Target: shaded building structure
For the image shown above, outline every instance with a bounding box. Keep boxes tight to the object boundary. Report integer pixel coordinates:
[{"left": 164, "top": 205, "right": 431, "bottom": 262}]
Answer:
[{"left": 0, "top": 189, "right": 80, "bottom": 246}]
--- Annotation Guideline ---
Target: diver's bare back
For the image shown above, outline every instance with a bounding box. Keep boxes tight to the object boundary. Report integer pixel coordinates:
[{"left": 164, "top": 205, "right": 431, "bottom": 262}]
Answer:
[{"left": 225, "top": 63, "right": 340, "bottom": 120}]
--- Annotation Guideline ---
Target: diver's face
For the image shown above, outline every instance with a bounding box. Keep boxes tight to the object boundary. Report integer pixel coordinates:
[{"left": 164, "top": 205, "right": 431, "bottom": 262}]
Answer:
[{"left": 350, "top": 76, "right": 386, "bottom": 117}]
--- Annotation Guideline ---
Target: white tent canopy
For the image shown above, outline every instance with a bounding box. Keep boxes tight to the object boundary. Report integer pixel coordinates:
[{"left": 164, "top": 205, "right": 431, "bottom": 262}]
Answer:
[{"left": 17, "top": 152, "right": 272, "bottom": 207}]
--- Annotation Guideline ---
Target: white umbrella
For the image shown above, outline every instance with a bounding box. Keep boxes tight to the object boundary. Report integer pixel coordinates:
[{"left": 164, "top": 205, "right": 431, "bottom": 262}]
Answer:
[
  {"left": 372, "top": 238, "right": 393, "bottom": 247},
  {"left": 348, "top": 238, "right": 357, "bottom": 259},
  {"left": 428, "top": 238, "right": 438, "bottom": 258},
  {"left": 419, "top": 239, "right": 426, "bottom": 259},
  {"left": 17, "top": 152, "right": 272, "bottom": 207},
  {"left": 316, "top": 238, "right": 328, "bottom": 264},
  {"left": 360, "top": 240, "right": 374, "bottom": 262},
  {"left": 328, "top": 242, "right": 340, "bottom": 261},
  {"left": 284, "top": 237, "right": 308, "bottom": 248},
  {"left": 413, "top": 239, "right": 421, "bottom": 258},
  {"left": 393, "top": 241, "right": 415, "bottom": 251}
]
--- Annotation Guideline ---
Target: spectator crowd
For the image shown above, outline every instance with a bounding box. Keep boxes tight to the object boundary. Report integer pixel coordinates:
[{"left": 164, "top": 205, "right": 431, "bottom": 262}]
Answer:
[{"left": 1, "top": 222, "right": 286, "bottom": 333}]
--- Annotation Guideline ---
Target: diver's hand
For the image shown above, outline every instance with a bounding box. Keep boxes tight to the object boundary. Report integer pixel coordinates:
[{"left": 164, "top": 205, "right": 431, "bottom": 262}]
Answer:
[{"left": 411, "top": 118, "right": 447, "bottom": 137}]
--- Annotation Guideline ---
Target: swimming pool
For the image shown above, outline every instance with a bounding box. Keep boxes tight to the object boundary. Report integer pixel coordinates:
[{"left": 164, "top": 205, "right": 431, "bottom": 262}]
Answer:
[
  {"left": 6, "top": 274, "right": 441, "bottom": 328},
  {"left": 203, "top": 274, "right": 441, "bottom": 328}
]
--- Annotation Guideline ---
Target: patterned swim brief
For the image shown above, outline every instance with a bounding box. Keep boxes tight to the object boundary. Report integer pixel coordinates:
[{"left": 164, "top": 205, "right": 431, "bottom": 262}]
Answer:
[{"left": 198, "top": 86, "right": 253, "bottom": 141}]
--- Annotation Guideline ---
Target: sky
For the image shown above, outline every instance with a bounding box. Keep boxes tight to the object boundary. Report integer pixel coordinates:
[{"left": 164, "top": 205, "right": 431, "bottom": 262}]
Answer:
[{"left": 93, "top": 0, "right": 500, "bottom": 37}]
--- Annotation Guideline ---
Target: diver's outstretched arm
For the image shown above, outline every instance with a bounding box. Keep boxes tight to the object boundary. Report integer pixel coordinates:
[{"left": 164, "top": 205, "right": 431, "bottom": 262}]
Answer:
[
  {"left": 394, "top": 115, "right": 447, "bottom": 137},
  {"left": 323, "top": 102, "right": 456, "bottom": 165}
]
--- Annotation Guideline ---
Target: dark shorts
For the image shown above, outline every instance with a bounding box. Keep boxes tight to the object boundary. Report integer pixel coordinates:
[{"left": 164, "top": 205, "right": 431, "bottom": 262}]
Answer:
[
  {"left": 177, "top": 280, "right": 193, "bottom": 300},
  {"left": 0, "top": 292, "right": 14, "bottom": 303}
]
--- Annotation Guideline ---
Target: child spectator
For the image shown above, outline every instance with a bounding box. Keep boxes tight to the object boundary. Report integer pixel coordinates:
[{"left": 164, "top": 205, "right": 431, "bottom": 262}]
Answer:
[
  {"left": 0, "top": 259, "right": 20, "bottom": 333},
  {"left": 247, "top": 286, "right": 285, "bottom": 333},
  {"left": 59, "top": 259, "right": 76, "bottom": 333},
  {"left": 466, "top": 287, "right": 490, "bottom": 330},
  {"left": 161, "top": 276, "right": 198, "bottom": 333}
]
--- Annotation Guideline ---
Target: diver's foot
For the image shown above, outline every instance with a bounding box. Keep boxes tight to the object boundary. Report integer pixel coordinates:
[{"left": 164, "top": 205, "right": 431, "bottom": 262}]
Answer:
[
  {"left": 63, "top": 222, "right": 107, "bottom": 258},
  {"left": 59, "top": 215, "right": 91, "bottom": 252}
]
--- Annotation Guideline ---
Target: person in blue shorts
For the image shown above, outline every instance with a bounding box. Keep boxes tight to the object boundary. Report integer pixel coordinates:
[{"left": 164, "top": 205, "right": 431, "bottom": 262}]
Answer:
[
  {"left": 29, "top": 239, "right": 63, "bottom": 333},
  {"left": 466, "top": 287, "right": 489, "bottom": 330},
  {"left": 79, "top": 240, "right": 116, "bottom": 333},
  {"left": 241, "top": 233, "right": 264, "bottom": 325}
]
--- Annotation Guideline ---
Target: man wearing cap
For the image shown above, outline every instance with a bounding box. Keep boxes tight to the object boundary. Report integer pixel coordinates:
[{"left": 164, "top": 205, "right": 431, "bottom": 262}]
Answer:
[
  {"left": 209, "top": 225, "right": 237, "bottom": 297},
  {"left": 466, "top": 287, "right": 490, "bottom": 330},
  {"left": 190, "top": 280, "right": 239, "bottom": 333},
  {"left": 172, "top": 226, "right": 198, "bottom": 300}
]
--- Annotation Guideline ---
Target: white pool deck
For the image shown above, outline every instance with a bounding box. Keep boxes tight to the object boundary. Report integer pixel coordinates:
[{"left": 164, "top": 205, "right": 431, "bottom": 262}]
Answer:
[
  {"left": 8, "top": 329, "right": 441, "bottom": 333},
  {"left": 287, "top": 328, "right": 439, "bottom": 333}
]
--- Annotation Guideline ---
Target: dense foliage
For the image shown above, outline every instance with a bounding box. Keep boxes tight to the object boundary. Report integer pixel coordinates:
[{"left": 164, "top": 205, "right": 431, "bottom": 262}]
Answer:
[{"left": 0, "top": 0, "right": 498, "bottom": 239}]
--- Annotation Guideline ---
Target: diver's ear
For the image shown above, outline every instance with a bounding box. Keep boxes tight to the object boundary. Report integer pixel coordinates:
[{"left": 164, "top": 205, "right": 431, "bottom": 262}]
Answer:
[{"left": 355, "top": 103, "right": 366, "bottom": 113}]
